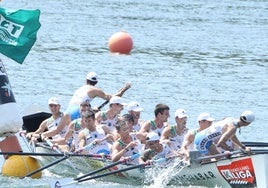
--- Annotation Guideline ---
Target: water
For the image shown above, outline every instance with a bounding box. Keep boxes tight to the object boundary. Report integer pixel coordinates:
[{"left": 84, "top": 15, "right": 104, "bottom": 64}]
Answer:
[{"left": 0, "top": 0, "right": 268, "bottom": 187}]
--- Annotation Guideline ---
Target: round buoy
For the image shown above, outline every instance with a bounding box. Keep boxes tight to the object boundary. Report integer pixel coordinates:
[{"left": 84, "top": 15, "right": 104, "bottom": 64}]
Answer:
[
  {"left": 108, "top": 31, "right": 133, "bottom": 54},
  {"left": 2, "top": 155, "right": 42, "bottom": 178}
]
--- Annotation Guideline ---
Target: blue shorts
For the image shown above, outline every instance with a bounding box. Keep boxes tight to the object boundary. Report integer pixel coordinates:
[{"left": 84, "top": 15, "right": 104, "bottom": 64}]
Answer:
[{"left": 66, "top": 104, "right": 80, "bottom": 121}]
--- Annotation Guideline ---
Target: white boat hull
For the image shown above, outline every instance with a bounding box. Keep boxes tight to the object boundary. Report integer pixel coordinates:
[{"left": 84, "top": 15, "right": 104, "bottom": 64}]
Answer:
[{"left": 31, "top": 143, "right": 268, "bottom": 187}]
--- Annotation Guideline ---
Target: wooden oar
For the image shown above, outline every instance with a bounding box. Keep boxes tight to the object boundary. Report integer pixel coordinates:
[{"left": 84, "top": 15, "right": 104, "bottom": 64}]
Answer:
[
  {"left": 96, "top": 82, "right": 131, "bottom": 111},
  {"left": 243, "top": 141, "right": 268, "bottom": 147},
  {"left": 22, "top": 155, "right": 69, "bottom": 178},
  {"left": 74, "top": 153, "right": 140, "bottom": 181}
]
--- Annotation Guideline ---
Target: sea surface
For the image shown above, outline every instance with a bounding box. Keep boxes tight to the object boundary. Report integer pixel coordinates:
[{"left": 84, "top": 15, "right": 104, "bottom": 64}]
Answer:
[{"left": 0, "top": 0, "right": 268, "bottom": 187}]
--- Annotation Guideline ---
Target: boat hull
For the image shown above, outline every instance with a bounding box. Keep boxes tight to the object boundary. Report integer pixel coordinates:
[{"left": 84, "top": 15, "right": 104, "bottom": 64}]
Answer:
[{"left": 32, "top": 144, "right": 268, "bottom": 187}]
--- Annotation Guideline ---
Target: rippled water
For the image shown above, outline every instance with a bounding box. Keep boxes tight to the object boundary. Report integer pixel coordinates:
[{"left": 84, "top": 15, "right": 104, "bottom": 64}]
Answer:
[{"left": 1, "top": 0, "right": 268, "bottom": 187}]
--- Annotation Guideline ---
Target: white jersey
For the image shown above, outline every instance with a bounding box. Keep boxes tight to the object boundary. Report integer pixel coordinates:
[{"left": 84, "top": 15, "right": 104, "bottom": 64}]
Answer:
[
  {"left": 67, "top": 118, "right": 83, "bottom": 151},
  {"left": 83, "top": 127, "right": 111, "bottom": 154},
  {"left": 46, "top": 113, "right": 67, "bottom": 140},
  {"left": 169, "top": 126, "right": 188, "bottom": 151},
  {"left": 99, "top": 112, "right": 118, "bottom": 133},
  {"left": 69, "top": 85, "right": 93, "bottom": 105},
  {"left": 149, "top": 120, "right": 165, "bottom": 137},
  {"left": 152, "top": 143, "right": 173, "bottom": 160}
]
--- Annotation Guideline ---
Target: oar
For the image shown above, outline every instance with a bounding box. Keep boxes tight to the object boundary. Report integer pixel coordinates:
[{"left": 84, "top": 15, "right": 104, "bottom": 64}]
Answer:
[
  {"left": 51, "top": 158, "right": 166, "bottom": 187},
  {"left": 56, "top": 163, "right": 149, "bottom": 187},
  {"left": 0, "top": 151, "right": 110, "bottom": 158},
  {"left": 22, "top": 155, "right": 69, "bottom": 178},
  {"left": 195, "top": 150, "right": 243, "bottom": 163},
  {"left": 242, "top": 141, "right": 268, "bottom": 147},
  {"left": 74, "top": 153, "right": 140, "bottom": 181},
  {"left": 96, "top": 82, "right": 131, "bottom": 111},
  {"left": 196, "top": 148, "right": 268, "bottom": 164}
]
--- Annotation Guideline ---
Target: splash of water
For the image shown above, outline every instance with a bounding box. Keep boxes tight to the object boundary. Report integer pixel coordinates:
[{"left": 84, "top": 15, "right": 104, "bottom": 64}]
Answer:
[{"left": 143, "top": 158, "right": 188, "bottom": 187}]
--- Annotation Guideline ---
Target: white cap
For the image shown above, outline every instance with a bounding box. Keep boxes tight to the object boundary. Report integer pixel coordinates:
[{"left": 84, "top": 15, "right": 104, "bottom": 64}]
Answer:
[
  {"left": 198, "top": 112, "right": 214, "bottom": 122},
  {"left": 146, "top": 132, "right": 160, "bottom": 142},
  {"left": 240, "top": 110, "right": 255, "bottom": 123},
  {"left": 175, "top": 109, "right": 188, "bottom": 118},
  {"left": 109, "top": 96, "right": 127, "bottom": 105},
  {"left": 86, "top": 71, "right": 98, "bottom": 82},
  {"left": 48, "top": 97, "right": 60, "bottom": 105},
  {"left": 127, "top": 101, "right": 143, "bottom": 112}
]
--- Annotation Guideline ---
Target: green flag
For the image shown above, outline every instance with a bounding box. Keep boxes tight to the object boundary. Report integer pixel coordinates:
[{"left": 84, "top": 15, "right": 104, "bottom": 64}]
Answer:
[{"left": 0, "top": 8, "right": 41, "bottom": 64}]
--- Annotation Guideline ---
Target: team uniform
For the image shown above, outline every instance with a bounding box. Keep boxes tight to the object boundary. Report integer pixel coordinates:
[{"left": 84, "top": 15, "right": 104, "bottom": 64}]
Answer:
[
  {"left": 194, "top": 118, "right": 237, "bottom": 154},
  {"left": 66, "top": 85, "right": 93, "bottom": 120},
  {"left": 169, "top": 126, "right": 188, "bottom": 151},
  {"left": 99, "top": 112, "right": 118, "bottom": 133},
  {"left": 80, "top": 126, "right": 111, "bottom": 154},
  {"left": 46, "top": 112, "right": 67, "bottom": 140}
]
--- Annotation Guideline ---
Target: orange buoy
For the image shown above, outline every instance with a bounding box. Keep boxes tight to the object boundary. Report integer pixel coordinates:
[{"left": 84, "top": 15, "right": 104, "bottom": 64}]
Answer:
[{"left": 108, "top": 31, "right": 133, "bottom": 54}]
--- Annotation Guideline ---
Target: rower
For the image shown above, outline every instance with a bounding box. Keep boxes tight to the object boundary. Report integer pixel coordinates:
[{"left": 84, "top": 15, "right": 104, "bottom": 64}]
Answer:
[
  {"left": 46, "top": 71, "right": 125, "bottom": 139},
  {"left": 41, "top": 101, "right": 91, "bottom": 152},
  {"left": 161, "top": 109, "right": 189, "bottom": 152},
  {"left": 111, "top": 118, "right": 143, "bottom": 164},
  {"left": 139, "top": 132, "right": 173, "bottom": 163},
  {"left": 127, "top": 101, "right": 144, "bottom": 132},
  {"left": 76, "top": 110, "right": 112, "bottom": 155},
  {"left": 194, "top": 110, "right": 255, "bottom": 156},
  {"left": 179, "top": 112, "right": 214, "bottom": 160},
  {"left": 26, "top": 97, "right": 66, "bottom": 142},
  {"left": 138, "top": 103, "right": 170, "bottom": 143},
  {"left": 95, "top": 96, "right": 127, "bottom": 136}
]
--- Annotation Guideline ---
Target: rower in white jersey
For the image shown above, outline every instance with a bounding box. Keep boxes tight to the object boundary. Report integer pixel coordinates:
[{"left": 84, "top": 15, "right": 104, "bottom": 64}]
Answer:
[
  {"left": 41, "top": 72, "right": 125, "bottom": 140},
  {"left": 26, "top": 97, "right": 67, "bottom": 141},
  {"left": 139, "top": 132, "right": 173, "bottom": 163},
  {"left": 138, "top": 103, "right": 170, "bottom": 144},
  {"left": 76, "top": 110, "right": 112, "bottom": 155},
  {"left": 43, "top": 102, "right": 91, "bottom": 152},
  {"left": 194, "top": 110, "right": 255, "bottom": 156},
  {"left": 95, "top": 96, "right": 127, "bottom": 136},
  {"left": 161, "top": 109, "right": 189, "bottom": 152},
  {"left": 111, "top": 118, "right": 143, "bottom": 164},
  {"left": 66, "top": 72, "right": 112, "bottom": 120},
  {"left": 127, "top": 101, "right": 144, "bottom": 132},
  {"left": 179, "top": 112, "right": 214, "bottom": 160}
]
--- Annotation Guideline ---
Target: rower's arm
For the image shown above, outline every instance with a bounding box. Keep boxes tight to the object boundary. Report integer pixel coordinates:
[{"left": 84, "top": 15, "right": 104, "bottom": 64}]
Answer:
[
  {"left": 230, "top": 135, "right": 246, "bottom": 149},
  {"left": 42, "top": 114, "right": 71, "bottom": 138},
  {"left": 160, "top": 126, "right": 171, "bottom": 145},
  {"left": 217, "top": 126, "right": 236, "bottom": 150}
]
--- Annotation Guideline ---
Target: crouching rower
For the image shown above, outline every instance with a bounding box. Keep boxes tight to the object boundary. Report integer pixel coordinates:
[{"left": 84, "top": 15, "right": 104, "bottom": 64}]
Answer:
[{"left": 194, "top": 110, "right": 255, "bottom": 156}]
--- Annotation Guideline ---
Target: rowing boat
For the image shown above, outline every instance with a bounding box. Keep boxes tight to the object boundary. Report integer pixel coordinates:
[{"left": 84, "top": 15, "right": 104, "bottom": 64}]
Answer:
[
  {"left": 20, "top": 111, "right": 268, "bottom": 187},
  {"left": 27, "top": 139, "right": 268, "bottom": 187}
]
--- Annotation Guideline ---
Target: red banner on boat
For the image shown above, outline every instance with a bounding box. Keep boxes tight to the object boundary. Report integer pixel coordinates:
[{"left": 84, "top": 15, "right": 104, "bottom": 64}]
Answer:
[{"left": 217, "top": 158, "right": 256, "bottom": 187}]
